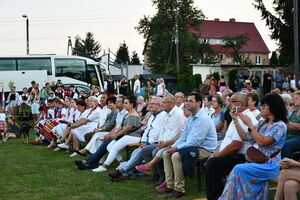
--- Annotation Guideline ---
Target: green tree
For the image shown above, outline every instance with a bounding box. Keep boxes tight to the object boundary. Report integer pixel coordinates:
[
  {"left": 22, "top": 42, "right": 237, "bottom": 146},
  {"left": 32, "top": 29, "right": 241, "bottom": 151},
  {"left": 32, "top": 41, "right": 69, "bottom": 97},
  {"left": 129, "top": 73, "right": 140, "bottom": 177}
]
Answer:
[
  {"left": 253, "top": 0, "right": 300, "bottom": 64},
  {"left": 72, "top": 32, "right": 101, "bottom": 60},
  {"left": 136, "top": 0, "right": 214, "bottom": 75},
  {"left": 223, "top": 34, "right": 251, "bottom": 65},
  {"left": 116, "top": 41, "right": 130, "bottom": 64},
  {"left": 270, "top": 51, "right": 279, "bottom": 65},
  {"left": 130, "top": 51, "right": 141, "bottom": 64}
]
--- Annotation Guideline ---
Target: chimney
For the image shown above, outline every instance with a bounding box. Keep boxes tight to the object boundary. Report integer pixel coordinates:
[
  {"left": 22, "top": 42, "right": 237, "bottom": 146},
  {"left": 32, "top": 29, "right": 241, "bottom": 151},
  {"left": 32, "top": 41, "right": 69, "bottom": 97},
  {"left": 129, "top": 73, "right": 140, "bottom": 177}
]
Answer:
[
  {"left": 214, "top": 18, "right": 220, "bottom": 21},
  {"left": 229, "top": 18, "right": 236, "bottom": 22}
]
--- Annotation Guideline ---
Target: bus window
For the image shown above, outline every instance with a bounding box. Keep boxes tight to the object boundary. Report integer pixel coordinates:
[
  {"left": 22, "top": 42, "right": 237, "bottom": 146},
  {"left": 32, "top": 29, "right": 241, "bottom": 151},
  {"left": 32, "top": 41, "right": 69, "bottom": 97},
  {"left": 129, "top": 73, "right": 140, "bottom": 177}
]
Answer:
[
  {"left": 87, "top": 65, "right": 99, "bottom": 86},
  {"left": 55, "top": 59, "right": 86, "bottom": 82},
  {"left": 0, "top": 59, "right": 17, "bottom": 71},
  {"left": 17, "top": 58, "right": 52, "bottom": 75}
]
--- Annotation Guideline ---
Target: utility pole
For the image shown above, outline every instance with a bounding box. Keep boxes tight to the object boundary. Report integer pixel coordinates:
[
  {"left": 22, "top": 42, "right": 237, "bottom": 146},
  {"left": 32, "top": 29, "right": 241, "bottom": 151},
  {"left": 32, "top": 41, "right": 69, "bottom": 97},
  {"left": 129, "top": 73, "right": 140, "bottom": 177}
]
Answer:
[
  {"left": 175, "top": 0, "right": 180, "bottom": 81},
  {"left": 22, "top": 15, "right": 29, "bottom": 55},
  {"left": 67, "top": 36, "right": 73, "bottom": 55},
  {"left": 294, "top": 0, "right": 299, "bottom": 87}
]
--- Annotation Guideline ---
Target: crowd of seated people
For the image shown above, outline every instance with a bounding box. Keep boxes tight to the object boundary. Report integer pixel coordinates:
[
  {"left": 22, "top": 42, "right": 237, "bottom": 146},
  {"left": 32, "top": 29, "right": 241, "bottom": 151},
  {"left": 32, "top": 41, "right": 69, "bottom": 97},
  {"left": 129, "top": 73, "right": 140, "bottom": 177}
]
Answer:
[{"left": 3, "top": 75, "right": 300, "bottom": 200}]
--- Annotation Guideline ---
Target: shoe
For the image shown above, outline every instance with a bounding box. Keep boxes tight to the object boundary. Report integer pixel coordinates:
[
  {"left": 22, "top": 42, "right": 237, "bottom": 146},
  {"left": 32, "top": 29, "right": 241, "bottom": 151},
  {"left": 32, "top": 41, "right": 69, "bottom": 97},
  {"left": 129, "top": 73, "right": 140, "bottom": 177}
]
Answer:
[
  {"left": 74, "top": 150, "right": 87, "bottom": 157},
  {"left": 111, "top": 175, "right": 130, "bottom": 182},
  {"left": 58, "top": 143, "right": 69, "bottom": 149},
  {"left": 166, "top": 190, "right": 185, "bottom": 199},
  {"left": 77, "top": 163, "right": 97, "bottom": 170},
  {"left": 31, "top": 140, "right": 42, "bottom": 145},
  {"left": 156, "top": 182, "right": 167, "bottom": 191},
  {"left": 135, "top": 165, "right": 153, "bottom": 175},
  {"left": 108, "top": 170, "right": 122, "bottom": 179},
  {"left": 70, "top": 152, "right": 79, "bottom": 157},
  {"left": 75, "top": 160, "right": 83, "bottom": 166},
  {"left": 92, "top": 165, "right": 107, "bottom": 172},
  {"left": 53, "top": 147, "right": 61, "bottom": 152},
  {"left": 157, "top": 187, "right": 173, "bottom": 194},
  {"left": 116, "top": 161, "right": 126, "bottom": 170}
]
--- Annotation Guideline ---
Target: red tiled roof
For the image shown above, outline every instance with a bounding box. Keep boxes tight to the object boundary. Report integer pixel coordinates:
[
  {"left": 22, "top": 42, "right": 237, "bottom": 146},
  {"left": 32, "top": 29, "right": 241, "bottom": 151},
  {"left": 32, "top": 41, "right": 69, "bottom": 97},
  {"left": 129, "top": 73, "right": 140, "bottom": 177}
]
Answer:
[{"left": 189, "top": 19, "right": 270, "bottom": 53}]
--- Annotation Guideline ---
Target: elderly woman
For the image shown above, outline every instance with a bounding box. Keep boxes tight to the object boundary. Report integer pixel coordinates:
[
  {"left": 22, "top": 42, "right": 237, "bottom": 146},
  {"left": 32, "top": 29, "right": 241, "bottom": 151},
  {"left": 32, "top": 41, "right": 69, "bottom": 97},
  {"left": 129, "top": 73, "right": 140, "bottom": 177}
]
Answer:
[
  {"left": 136, "top": 96, "right": 147, "bottom": 117},
  {"left": 92, "top": 96, "right": 141, "bottom": 172},
  {"left": 274, "top": 158, "right": 300, "bottom": 200},
  {"left": 58, "top": 96, "right": 101, "bottom": 154},
  {"left": 247, "top": 92, "right": 261, "bottom": 120},
  {"left": 281, "top": 91, "right": 300, "bottom": 158},
  {"left": 218, "top": 93, "right": 287, "bottom": 200}
]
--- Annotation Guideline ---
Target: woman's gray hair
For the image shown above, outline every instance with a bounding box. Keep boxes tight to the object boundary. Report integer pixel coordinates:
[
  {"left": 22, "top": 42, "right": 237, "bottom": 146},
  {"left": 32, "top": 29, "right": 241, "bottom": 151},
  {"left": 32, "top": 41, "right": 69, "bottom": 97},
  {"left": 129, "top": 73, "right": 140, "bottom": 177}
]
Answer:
[
  {"left": 88, "top": 96, "right": 99, "bottom": 103},
  {"left": 281, "top": 94, "right": 292, "bottom": 105}
]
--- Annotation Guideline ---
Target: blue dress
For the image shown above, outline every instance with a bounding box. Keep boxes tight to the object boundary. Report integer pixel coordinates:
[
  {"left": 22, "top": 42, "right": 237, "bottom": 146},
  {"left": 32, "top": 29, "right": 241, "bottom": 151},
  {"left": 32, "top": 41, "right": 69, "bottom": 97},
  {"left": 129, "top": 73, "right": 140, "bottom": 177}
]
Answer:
[{"left": 218, "top": 120, "right": 287, "bottom": 200}]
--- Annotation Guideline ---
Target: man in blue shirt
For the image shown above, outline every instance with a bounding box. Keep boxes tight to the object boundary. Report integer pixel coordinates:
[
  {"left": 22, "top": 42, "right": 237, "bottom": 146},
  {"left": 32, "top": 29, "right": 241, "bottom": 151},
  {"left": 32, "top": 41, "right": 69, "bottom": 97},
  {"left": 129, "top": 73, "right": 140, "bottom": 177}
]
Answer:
[
  {"left": 275, "top": 69, "right": 285, "bottom": 90},
  {"left": 160, "top": 92, "right": 217, "bottom": 199}
]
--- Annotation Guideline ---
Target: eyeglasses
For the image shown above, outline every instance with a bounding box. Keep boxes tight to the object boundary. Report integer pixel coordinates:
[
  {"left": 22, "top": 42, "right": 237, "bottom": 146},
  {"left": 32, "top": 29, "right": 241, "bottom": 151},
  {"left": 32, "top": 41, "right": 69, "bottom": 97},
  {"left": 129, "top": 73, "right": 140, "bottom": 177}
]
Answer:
[
  {"left": 186, "top": 100, "right": 196, "bottom": 103},
  {"left": 230, "top": 100, "right": 242, "bottom": 103}
]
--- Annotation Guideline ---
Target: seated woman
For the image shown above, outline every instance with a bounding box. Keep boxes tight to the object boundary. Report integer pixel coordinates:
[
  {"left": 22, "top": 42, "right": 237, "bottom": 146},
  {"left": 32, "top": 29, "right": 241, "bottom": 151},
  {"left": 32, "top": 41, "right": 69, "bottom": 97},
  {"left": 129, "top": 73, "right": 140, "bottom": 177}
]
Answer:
[
  {"left": 282, "top": 91, "right": 300, "bottom": 158},
  {"left": 52, "top": 97, "right": 75, "bottom": 139},
  {"left": 58, "top": 96, "right": 101, "bottom": 155},
  {"left": 5, "top": 117, "right": 20, "bottom": 139},
  {"left": 247, "top": 92, "right": 261, "bottom": 120},
  {"left": 92, "top": 96, "right": 141, "bottom": 172},
  {"left": 218, "top": 93, "right": 287, "bottom": 200},
  {"left": 210, "top": 95, "right": 225, "bottom": 144},
  {"left": 136, "top": 96, "right": 147, "bottom": 117},
  {"left": 74, "top": 96, "right": 118, "bottom": 157},
  {"left": 274, "top": 158, "right": 300, "bottom": 200}
]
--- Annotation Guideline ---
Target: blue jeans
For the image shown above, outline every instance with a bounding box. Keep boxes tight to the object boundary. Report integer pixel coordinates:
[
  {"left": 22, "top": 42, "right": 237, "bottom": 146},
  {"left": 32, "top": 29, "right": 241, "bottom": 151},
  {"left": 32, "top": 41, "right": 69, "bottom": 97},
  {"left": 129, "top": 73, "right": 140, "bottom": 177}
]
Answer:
[
  {"left": 120, "top": 147, "right": 144, "bottom": 176},
  {"left": 86, "top": 139, "right": 112, "bottom": 166},
  {"left": 282, "top": 137, "right": 300, "bottom": 158}
]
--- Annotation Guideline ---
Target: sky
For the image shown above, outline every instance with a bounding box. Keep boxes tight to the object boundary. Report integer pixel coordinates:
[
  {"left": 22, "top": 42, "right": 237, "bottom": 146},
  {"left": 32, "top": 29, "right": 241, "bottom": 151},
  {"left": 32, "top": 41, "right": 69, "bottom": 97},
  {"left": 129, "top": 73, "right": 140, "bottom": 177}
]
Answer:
[{"left": 0, "top": 0, "right": 276, "bottom": 61}]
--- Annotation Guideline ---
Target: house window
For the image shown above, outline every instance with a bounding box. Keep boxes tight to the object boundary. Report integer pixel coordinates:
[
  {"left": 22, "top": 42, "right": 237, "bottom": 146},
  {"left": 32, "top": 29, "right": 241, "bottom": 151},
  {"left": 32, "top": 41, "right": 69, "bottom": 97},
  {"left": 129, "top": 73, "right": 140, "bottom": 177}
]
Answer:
[
  {"left": 255, "top": 56, "right": 262, "bottom": 64},
  {"left": 217, "top": 54, "right": 224, "bottom": 60}
]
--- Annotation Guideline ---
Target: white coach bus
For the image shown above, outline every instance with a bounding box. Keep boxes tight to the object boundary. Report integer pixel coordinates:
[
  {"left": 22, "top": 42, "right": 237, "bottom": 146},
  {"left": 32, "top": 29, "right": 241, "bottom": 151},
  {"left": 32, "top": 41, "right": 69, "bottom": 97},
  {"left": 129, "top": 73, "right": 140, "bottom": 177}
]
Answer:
[{"left": 0, "top": 54, "right": 104, "bottom": 92}]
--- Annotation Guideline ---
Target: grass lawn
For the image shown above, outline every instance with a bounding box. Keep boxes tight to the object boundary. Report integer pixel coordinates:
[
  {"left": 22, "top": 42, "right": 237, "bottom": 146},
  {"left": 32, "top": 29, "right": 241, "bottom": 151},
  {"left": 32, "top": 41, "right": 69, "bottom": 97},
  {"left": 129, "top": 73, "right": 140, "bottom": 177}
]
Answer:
[{"left": 0, "top": 136, "right": 206, "bottom": 200}]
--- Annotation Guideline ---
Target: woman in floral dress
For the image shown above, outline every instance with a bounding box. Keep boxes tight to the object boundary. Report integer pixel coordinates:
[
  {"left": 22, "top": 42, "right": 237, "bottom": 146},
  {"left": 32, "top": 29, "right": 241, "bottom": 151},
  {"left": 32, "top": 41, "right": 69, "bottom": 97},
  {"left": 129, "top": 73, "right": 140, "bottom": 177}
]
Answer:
[{"left": 219, "top": 93, "right": 287, "bottom": 200}]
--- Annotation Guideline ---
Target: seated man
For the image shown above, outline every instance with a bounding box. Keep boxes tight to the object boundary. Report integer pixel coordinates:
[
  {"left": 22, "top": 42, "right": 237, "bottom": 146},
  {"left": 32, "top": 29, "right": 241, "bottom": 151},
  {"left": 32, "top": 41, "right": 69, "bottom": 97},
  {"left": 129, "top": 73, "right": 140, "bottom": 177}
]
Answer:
[
  {"left": 205, "top": 92, "right": 258, "bottom": 200},
  {"left": 136, "top": 94, "right": 186, "bottom": 184},
  {"left": 160, "top": 92, "right": 217, "bottom": 199},
  {"left": 76, "top": 96, "right": 124, "bottom": 156},
  {"left": 108, "top": 96, "right": 166, "bottom": 181}
]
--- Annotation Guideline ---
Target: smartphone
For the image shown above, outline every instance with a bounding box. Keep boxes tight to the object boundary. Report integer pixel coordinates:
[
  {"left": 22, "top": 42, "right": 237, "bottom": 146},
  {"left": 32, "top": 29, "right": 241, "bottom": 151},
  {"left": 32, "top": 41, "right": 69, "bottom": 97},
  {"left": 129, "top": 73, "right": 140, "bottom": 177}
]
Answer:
[{"left": 235, "top": 106, "right": 241, "bottom": 114}]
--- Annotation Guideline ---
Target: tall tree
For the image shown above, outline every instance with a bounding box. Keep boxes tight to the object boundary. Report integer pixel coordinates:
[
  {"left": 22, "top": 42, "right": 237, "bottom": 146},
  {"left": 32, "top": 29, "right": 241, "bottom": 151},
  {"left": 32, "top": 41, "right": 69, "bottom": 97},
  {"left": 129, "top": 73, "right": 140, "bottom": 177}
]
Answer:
[
  {"left": 253, "top": 0, "right": 300, "bottom": 65},
  {"left": 222, "top": 34, "right": 251, "bottom": 65},
  {"left": 116, "top": 41, "right": 130, "bottom": 64},
  {"left": 136, "top": 0, "right": 214, "bottom": 75},
  {"left": 130, "top": 51, "right": 141, "bottom": 64},
  {"left": 72, "top": 32, "right": 101, "bottom": 60}
]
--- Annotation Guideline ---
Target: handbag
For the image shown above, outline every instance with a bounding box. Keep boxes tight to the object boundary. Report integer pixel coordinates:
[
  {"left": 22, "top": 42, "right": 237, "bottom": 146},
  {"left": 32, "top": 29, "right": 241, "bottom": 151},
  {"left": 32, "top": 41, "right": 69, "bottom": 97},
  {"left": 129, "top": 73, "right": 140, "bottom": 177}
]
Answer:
[{"left": 245, "top": 146, "right": 281, "bottom": 164}]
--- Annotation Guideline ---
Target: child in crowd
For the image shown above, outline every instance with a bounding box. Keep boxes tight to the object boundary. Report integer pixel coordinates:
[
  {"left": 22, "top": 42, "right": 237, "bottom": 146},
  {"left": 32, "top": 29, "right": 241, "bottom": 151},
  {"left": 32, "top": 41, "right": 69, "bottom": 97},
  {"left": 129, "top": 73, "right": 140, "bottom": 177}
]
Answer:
[
  {"left": 0, "top": 107, "right": 7, "bottom": 141},
  {"left": 6, "top": 117, "right": 20, "bottom": 139}
]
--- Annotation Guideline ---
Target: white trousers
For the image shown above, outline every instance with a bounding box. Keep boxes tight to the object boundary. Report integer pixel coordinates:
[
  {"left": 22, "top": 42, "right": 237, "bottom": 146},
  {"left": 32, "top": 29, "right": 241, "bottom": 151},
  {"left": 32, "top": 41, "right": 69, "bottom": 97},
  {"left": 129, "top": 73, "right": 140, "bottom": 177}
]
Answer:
[
  {"left": 84, "top": 131, "right": 109, "bottom": 154},
  {"left": 104, "top": 135, "right": 140, "bottom": 166}
]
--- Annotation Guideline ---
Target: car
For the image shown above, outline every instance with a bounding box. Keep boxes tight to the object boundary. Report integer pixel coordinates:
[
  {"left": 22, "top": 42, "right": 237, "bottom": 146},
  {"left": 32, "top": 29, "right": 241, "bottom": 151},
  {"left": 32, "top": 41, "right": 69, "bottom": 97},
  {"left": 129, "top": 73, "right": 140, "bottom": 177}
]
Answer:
[{"left": 61, "top": 83, "right": 91, "bottom": 96}]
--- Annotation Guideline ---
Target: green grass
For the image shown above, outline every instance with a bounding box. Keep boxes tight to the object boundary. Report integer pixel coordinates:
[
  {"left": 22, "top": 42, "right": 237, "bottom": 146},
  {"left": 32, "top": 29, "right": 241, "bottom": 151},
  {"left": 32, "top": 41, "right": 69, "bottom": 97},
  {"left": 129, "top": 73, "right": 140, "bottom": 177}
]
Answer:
[{"left": 0, "top": 136, "right": 206, "bottom": 200}]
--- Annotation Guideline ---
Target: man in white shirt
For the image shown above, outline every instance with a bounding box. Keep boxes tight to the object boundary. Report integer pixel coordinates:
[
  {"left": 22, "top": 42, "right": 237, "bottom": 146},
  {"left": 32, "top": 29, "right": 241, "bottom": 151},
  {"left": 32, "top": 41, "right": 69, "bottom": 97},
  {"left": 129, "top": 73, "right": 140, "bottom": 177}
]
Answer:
[
  {"left": 133, "top": 75, "right": 141, "bottom": 97},
  {"left": 175, "top": 92, "right": 185, "bottom": 110},
  {"left": 107, "top": 96, "right": 166, "bottom": 181},
  {"left": 205, "top": 92, "right": 258, "bottom": 200},
  {"left": 140, "top": 94, "right": 185, "bottom": 183},
  {"left": 202, "top": 95, "right": 215, "bottom": 117}
]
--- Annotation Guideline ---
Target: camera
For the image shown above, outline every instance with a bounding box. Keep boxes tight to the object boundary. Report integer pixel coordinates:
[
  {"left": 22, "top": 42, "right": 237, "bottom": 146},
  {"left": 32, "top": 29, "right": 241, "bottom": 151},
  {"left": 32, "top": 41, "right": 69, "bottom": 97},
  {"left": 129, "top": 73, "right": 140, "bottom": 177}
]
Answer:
[{"left": 235, "top": 106, "right": 241, "bottom": 114}]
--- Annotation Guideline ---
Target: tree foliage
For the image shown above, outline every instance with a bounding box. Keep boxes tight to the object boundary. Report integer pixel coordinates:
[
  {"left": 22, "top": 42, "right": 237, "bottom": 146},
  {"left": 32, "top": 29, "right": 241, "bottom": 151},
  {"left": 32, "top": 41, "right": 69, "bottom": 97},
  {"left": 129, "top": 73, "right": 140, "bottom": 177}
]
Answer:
[
  {"left": 116, "top": 41, "right": 130, "bottom": 64},
  {"left": 72, "top": 32, "right": 101, "bottom": 61},
  {"left": 270, "top": 51, "right": 279, "bottom": 65},
  {"left": 253, "top": 0, "right": 300, "bottom": 64},
  {"left": 136, "top": 0, "right": 214, "bottom": 75},
  {"left": 223, "top": 34, "right": 251, "bottom": 65},
  {"left": 130, "top": 51, "right": 141, "bottom": 64}
]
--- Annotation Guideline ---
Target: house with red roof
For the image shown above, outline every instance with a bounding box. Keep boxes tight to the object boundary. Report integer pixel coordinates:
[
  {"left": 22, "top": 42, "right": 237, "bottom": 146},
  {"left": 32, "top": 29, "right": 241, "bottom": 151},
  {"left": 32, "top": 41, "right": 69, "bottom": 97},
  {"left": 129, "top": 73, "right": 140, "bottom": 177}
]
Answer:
[{"left": 191, "top": 18, "right": 270, "bottom": 65}]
